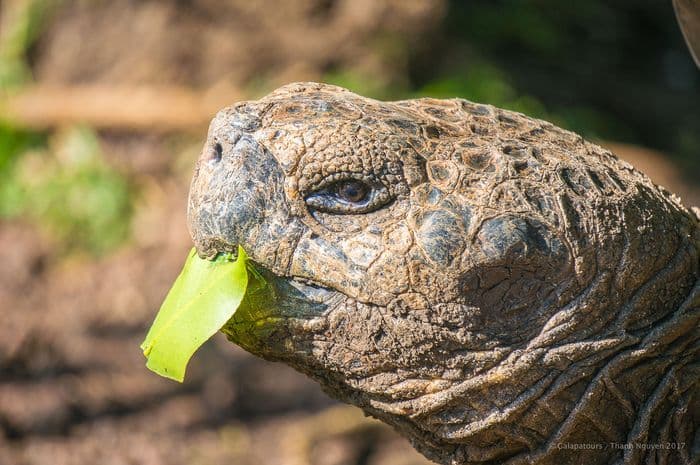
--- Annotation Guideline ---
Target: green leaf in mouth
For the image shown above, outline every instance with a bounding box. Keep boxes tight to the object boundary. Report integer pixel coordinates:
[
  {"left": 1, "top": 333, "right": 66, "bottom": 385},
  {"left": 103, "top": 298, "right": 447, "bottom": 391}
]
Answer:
[{"left": 141, "top": 245, "right": 249, "bottom": 382}]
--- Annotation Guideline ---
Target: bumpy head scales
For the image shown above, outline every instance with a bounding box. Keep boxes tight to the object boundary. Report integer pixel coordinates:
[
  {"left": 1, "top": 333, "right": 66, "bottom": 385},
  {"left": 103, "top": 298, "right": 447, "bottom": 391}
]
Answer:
[{"left": 188, "top": 82, "right": 700, "bottom": 465}]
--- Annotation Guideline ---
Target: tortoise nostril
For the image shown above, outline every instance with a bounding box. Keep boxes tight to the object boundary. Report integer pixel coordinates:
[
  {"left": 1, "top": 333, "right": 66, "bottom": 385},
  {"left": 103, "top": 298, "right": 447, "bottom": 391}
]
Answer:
[
  {"left": 206, "top": 142, "right": 224, "bottom": 162},
  {"left": 213, "top": 143, "right": 223, "bottom": 162}
]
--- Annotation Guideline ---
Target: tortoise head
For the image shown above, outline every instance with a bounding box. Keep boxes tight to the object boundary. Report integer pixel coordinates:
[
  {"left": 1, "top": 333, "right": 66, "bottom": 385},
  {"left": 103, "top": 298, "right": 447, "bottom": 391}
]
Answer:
[{"left": 188, "top": 83, "right": 699, "bottom": 465}]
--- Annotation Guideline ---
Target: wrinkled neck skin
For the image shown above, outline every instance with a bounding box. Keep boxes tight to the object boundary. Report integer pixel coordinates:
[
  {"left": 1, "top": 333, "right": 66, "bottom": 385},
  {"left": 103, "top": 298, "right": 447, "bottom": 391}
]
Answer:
[
  {"left": 359, "top": 285, "right": 700, "bottom": 465},
  {"left": 188, "top": 84, "right": 700, "bottom": 465}
]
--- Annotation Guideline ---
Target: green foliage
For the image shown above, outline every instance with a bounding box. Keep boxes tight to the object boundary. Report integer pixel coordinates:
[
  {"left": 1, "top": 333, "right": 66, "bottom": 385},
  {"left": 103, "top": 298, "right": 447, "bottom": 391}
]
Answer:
[
  {"left": 0, "top": 126, "right": 132, "bottom": 254},
  {"left": 416, "top": 62, "right": 633, "bottom": 141},
  {"left": 0, "top": 2, "right": 131, "bottom": 255},
  {"left": 141, "top": 246, "right": 250, "bottom": 382},
  {"left": 417, "top": 62, "right": 550, "bottom": 118},
  {"left": 0, "top": 0, "right": 54, "bottom": 90},
  {"left": 0, "top": 123, "right": 44, "bottom": 178},
  {"left": 323, "top": 69, "right": 397, "bottom": 101}
]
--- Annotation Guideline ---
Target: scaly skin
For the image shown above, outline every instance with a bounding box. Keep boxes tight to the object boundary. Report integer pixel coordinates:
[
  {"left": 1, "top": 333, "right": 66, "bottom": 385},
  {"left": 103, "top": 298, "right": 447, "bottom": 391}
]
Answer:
[{"left": 187, "top": 83, "right": 699, "bottom": 465}]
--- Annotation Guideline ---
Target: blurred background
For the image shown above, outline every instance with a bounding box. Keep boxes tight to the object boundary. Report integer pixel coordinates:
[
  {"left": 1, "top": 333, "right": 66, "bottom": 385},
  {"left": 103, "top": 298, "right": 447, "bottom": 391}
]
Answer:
[{"left": 0, "top": 1, "right": 698, "bottom": 464}]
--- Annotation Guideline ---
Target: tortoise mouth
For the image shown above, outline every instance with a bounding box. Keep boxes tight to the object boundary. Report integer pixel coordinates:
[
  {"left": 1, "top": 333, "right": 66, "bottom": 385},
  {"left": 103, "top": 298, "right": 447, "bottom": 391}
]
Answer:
[
  {"left": 194, "top": 238, "right": 242, "bottom": 261},
  {"left": 220, "top": 259, "right": 338, "bottom": 357}
]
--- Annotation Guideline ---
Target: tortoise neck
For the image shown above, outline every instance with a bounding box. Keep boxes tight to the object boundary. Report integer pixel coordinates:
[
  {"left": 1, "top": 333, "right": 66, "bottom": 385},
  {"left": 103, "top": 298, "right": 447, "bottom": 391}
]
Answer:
[
  {"left": 388, "top": 282, "right": 700, "bottom": 465},
  {"left": 491, "top": 284, "right": 700, "bottom": 465}
]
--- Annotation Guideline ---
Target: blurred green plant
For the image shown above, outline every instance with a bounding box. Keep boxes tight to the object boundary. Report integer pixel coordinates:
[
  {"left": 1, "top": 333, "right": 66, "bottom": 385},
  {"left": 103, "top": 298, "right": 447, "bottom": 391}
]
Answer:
[
  {"left": 0, "top": 122, "right": 43, "bottom": 178},
  {"left": 0, "top": 0, "right": 55, "bottom": 90},
  {"left": 0, "top": 1, "right": 131, "bottom": 256},
  {"left": 323, "top": 69, "right": 398, "bottom": 101},
  {"left": 0, "top": 126, "right": 133, "bottom": 255},
  {"left": 416, "top": 62, "right": 634, "bottom": 141},
  {"left": 417, "top": 62, "right": 549, "bottom": 116}
]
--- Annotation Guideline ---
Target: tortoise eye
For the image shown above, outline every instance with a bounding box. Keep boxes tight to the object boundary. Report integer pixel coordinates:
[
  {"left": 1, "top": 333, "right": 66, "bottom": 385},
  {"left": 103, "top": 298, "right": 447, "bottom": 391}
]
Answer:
[
  {"left": 304, "top": 177, "right": 392, "bottom": 215},
  {"left": 336, "top": 180, "right": 369, "bottom": 203}
]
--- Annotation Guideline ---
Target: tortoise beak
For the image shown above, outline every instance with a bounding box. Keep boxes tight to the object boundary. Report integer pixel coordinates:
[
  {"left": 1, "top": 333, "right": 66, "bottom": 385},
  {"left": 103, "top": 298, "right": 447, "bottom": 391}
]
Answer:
[{"left": 187, "top": 108, "right": 302, "bottom": 274}]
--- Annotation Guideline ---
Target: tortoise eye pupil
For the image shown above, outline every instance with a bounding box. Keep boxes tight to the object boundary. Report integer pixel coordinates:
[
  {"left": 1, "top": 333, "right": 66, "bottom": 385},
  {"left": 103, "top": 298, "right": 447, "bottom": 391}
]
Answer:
[{"left": 337, "top": 181, "right": 368, "bottom": 203}]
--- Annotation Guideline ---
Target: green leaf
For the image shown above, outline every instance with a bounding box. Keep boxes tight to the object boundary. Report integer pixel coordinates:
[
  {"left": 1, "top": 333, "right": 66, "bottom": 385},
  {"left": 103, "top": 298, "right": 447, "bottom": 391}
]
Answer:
[{"left": 141, "top": 246, "right": 249, "bottom": 382}]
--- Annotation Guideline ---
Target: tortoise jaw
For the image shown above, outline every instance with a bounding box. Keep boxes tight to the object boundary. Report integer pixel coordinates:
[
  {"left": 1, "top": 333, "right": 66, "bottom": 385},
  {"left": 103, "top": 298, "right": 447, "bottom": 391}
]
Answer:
[{"left": 220, "top": 260, "right": 337, "bottom": 359}]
